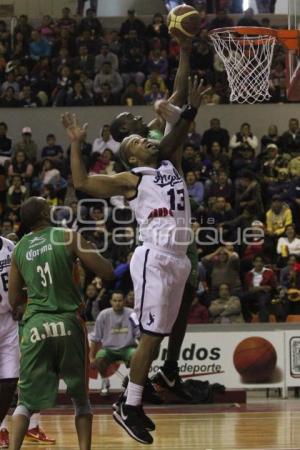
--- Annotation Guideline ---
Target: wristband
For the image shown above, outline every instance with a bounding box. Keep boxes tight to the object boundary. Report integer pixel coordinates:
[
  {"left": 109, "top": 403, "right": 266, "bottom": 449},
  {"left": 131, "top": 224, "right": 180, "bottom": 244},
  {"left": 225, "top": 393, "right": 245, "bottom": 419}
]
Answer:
[{"left": 180, "top": 104, "right": 198, "bottom": 121}]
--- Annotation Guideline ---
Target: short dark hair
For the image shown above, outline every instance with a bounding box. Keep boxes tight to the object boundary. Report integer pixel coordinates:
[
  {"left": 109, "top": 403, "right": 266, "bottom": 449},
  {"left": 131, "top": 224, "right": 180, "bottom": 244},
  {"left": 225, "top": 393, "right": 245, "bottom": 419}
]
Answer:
[
  {"left": 20, "top": 197, "right": 48, "bottom": 229},
  {"left": 47, "top": 133, "right": 55, "bottom": 139},
  {"left": 0, "top": 122, "right": 7, "bottom": 130},
  {"left": 253, "top": 254, "right": 264, "bottom": 262},
  {"left": 111, "top": 290, "right": 125, "bottom": 299}
]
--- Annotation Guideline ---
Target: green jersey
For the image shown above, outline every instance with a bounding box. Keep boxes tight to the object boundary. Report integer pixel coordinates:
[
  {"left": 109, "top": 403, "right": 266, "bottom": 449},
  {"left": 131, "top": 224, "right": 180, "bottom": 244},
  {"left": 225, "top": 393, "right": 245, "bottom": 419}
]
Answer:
[{"left": 14, "top": 227, "right": 82, "bottom": 322}]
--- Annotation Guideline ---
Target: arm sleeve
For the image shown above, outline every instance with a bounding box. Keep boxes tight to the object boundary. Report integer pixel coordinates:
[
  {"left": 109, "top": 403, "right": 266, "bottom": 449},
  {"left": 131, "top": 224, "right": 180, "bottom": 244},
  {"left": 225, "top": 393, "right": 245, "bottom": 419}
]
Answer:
[{"left": 89, "top": 315, "right": 103, "bottom": 343}]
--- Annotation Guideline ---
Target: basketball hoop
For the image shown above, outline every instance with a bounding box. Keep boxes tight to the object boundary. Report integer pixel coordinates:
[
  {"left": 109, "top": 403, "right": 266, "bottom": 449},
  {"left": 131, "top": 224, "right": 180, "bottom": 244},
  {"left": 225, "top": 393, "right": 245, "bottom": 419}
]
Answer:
[{"left": 208, "top": 27, "right": 300, "bottom": 104}]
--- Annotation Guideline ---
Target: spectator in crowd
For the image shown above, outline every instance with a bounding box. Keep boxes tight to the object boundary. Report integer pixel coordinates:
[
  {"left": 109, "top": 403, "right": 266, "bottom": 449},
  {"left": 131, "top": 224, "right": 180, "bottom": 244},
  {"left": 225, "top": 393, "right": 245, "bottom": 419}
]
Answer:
[
  {"left": 95, "top": 43, "right": 119, "bottom": 73},
  {"left": 13, "top": 127, "right": 38, "bottom": 162},
  {"left": 208, "top": 9, "right": 234, "bottom": 30},
  {"left": 144, "top": 71, "right": 167, "bottom": 96},
  {"left": 277, "top": 224, "right": 300, "bottom": 258},
  {"left": 94, "top": 82, "right": 117, "bottom": 106},
  {"left": 19, "top": 84, "right": 42, "bottom": 107},
  {"left": 89, "top": 291, "right": 139, "bottom": 395},
  {"left": 144, "top": 82, "right": 164, "bottom": 105},
  {"left": 93, "top": 61, "right": 123, "bottom": 96},
  {"left": 6, "top": 174, "right": 29, "bottom": 212},
  {"left": 230, "top": 122, "right": 258, "bottom": 158},
  {"left": 202, "top": 246, "right": 241, "bottom": 298},
  {"left": 261, "top": 125, "right": 280, "bottom": 153},
  {"left": 7, "top": 150, "right": 34, "bottom": 182},
  {"left": 66, "top": 80, "right": 94, "bottom": 106},
  {"left": 185, "top": 121, "right": 202, "bottom": 150},
  {"left": 29, "top": 30, "right": 51, "bottom": 61},
  {"left": 77, "top": 8, "right": 103, "bottom": 37},
  {"left": 37, "top": 14, "right": 56, "bottom": 42},
  {"left": 14, "top": 14, "right": 33, "bottom": 43},
  {"left": 209, "top": 283, "right": 244, "bottom": 323},
  {"left": 205, "top": 141, "right": 230, "bottom": 171},
  {"left": 146, "top": 13, "right": 169, "bottom": 49},
  {"left": 121, "top": 81, "right": 146, "bottom": 106},
  {"left": 279, "top": 118, "right": 300, "bottom": 156},
  {"left": 237, "top": 8, "right": 261, "bottom": 27},
  {"left": 72, "top": 45, "right": 95, "bottom": 79},
  {"left": 84, "top": 283, "right": 101, "bottom": 321},
  {"left": 120, "top": 9, "right": 146, "bottom": 40},
  {"left": 0, "top": 87, "right": 20, "bottom": 107},
  {"left": 92, "top": 125, "right": 120, "bottom": 155},
  {"left": 266, "top": 195, "right": 293, "bottom": 237},
  {"left": 241, "top": 255, "right": 277, "bottom": 322},
  {"left": 41, "top": 134, "right": 64, "bottom": 161},
  {"left": 147, "top": 49, "right": 168, "bottom": 80},
  {"left": 202, "top": 118, "right": 230, "bottom": 154},
  {"left": 235, "top": 170, "right": 264, "bottom": 217},
  {"left": 1, "top": 71, "right": 20, "bottom": 94},
  {"left": 206, "top": 172, "right": 232, "bottom": 204},
  {"left": 0, "top": 122, "right": 12, "bottom": 164},
  {"left": 186, "top": 171, "right": 204, "bottom": 205},
  {"left": 57, "top": 7, "right": 77, "bottom": 34}
]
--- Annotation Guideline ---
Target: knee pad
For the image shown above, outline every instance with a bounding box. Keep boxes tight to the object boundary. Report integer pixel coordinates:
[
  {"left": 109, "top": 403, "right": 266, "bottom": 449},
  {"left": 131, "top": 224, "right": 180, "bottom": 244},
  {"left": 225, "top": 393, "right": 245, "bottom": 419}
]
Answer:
[{"left": 71, "top": 398, "right": 92, "bottom": 416}]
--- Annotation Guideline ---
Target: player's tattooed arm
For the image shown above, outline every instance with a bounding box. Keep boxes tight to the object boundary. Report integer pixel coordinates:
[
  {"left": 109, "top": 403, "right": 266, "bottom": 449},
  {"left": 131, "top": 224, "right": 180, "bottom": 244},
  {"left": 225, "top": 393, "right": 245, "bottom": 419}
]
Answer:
[
  {"left": 61, "top": 113, "right": 138, "bottom": 198},
  {"left": 8, "top": 254, "right": 26, "bottom": 312}
]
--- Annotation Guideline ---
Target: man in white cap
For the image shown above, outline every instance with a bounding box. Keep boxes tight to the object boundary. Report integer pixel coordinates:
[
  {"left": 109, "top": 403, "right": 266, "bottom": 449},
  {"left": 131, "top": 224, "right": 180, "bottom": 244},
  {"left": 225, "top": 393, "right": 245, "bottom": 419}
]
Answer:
[{"left": 13, "top": 127, "right": 37, "bottom": 163}]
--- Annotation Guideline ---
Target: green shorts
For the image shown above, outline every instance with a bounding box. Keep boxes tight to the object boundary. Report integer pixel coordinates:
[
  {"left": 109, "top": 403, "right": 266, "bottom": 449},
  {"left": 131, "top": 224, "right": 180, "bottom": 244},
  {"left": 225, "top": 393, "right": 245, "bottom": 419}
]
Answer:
[
  {"left": 19, "top": 312, "right": 89, "bottom": 411},
  {"left": 186, "top": 240, "right": 198, "bottom": 288},
  {"left": 96, "top": 347, "right": 136, "bottom": 365}
]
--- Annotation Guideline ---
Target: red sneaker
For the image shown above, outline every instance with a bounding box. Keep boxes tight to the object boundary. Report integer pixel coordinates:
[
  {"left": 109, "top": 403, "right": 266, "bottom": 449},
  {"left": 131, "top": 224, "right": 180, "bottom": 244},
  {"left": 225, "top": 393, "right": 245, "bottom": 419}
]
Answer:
[
  {"left": 25, "top": 426, "right": 55, "bottom": 444},
  {"left": 0, "top": 428, "right": 9, "bottom": 449}
]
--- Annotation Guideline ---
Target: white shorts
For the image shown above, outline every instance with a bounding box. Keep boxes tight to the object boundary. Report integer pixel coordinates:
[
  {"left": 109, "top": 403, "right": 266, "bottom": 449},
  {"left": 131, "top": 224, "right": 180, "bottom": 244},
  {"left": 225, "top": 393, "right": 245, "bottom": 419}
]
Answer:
[
  {"left": 0, "top": 312, "right": 19, "bottom": 379},
  {"left": 130, "top": 245, "right": 191, "bottom": 336}
]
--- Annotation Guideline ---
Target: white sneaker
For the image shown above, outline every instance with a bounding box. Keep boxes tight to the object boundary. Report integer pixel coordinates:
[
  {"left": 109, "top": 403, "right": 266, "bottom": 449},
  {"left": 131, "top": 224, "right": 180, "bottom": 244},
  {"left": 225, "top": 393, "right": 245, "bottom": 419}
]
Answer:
[{"left": 100, "top": 378, "right": 110, "bottom": 396}]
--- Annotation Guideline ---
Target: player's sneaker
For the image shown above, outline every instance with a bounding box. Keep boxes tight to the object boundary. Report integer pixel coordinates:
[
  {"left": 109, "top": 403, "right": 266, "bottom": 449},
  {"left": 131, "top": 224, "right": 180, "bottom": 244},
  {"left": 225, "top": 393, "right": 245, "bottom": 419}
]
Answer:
[
  {"left": 113, "top": 395, "right": 155, "bottom": 431},
  {"left": 151, "top": 367, "right": 192, "bottom": 401},
  {"left": 25, "top": 426, "right": 56, "bottom": 444},
  {"left": 100, "top": 378, "right": 110, "bottom": 396},
  {"left": 0, "top": 428, "right": 9, "bottom": 448},
  {"left": 113, "top": 402, "right": 153, "bottom": 445}
]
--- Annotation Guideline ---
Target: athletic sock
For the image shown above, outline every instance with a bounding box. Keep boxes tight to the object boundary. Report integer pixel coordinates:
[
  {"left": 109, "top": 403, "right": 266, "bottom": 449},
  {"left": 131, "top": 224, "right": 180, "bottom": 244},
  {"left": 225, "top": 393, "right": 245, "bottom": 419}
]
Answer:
[
  {"left": 162, "top": 360, "right": 179, "bottom": 377},
  {"left": 0, "top": 416, "right": 8, "bottom": 430},
  {"left": 125, "top": 382, "right": 144, "bottom": 407},
  {"left": 29, "top": 412, "right": 39, "bottom": 429}
]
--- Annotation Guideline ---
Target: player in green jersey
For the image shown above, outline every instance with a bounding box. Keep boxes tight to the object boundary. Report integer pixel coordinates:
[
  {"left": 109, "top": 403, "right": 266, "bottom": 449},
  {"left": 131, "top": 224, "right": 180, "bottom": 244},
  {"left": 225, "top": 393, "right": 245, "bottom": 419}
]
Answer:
[{"left": 8, "top": 197, "right": 114, "bottom": 450}]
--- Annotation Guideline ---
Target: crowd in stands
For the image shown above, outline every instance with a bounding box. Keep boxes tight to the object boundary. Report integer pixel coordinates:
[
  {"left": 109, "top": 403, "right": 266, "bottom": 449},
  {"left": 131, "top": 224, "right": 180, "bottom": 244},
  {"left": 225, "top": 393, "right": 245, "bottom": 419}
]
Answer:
[
  {"left": 0, "top": 5, "right": 289, "bottom": 108},
  {"left": 2, "top": 114, "right": 300, "bottom": 325}
]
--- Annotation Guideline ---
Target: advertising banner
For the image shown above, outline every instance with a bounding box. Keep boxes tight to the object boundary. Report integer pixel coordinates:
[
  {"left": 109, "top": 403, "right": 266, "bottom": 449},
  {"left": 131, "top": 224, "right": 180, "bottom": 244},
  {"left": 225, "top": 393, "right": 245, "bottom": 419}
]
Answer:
[{"left": 285, "top": 330, "right": 300, "bottom": 387}]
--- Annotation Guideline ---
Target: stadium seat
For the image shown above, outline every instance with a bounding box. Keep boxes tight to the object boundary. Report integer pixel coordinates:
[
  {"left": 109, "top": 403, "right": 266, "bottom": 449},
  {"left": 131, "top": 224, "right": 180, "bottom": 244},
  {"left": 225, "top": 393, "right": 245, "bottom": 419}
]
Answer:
[{"left": 286, "top": 315, "right": 300, "bottom": 323}]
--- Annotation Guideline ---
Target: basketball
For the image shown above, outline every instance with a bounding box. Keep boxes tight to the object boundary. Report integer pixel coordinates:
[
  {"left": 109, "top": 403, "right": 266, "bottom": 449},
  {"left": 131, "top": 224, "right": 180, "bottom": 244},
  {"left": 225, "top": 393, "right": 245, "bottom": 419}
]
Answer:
[
  {"left": 167, "top": 4, "right": 201, "bottom": 38},
  {"left": 233, "top": 337, "right": 277, "bottom": 382}
]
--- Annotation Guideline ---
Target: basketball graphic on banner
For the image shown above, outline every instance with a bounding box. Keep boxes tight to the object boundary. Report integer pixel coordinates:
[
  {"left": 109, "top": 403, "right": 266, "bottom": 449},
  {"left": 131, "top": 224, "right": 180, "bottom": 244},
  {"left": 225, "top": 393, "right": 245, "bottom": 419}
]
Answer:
[{"left": 233, "top": 337, "right": 277, "bottom": 382}]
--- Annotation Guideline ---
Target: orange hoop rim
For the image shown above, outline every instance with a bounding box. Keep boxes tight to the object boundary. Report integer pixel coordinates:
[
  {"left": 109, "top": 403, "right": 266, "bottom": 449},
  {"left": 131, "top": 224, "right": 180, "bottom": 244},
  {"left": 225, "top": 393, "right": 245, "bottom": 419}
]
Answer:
[{"left": 208, "top": 27, "right": 300, "bottom": 50}]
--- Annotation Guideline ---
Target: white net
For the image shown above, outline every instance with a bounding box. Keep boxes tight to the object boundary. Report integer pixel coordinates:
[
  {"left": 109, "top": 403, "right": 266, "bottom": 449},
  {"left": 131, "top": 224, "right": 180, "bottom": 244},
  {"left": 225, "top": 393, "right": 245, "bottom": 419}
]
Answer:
[{"left": 209, "top": 29, "right": 277, "bottom": 104}]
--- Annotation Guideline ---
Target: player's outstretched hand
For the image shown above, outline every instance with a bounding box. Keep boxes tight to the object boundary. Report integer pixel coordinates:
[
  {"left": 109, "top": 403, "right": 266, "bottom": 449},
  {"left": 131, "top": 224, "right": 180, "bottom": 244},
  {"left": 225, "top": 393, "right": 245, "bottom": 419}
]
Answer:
[
  {"left": 61, "top": 112, "right": 88, "bottom": 143},
  {"left": 188, "top": 76, "right": 210, "bottom": 110}
]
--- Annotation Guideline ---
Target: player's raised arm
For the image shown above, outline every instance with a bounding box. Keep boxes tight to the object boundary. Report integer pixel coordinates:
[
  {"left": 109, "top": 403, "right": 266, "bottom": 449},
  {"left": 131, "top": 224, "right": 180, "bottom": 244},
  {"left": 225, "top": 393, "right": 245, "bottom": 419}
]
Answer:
[
  {"left": 68, "top": 230, "right": 115, "bottom": 281},
  {"left": 169, "top": 36, "right": 192, "bottom": 107},
  {"left": 61, "top": 113, "right": 138, "bottom": 198},
  {"left": 8, "top": 255, "right": 26, "bottom": 311},
  {"left": 157, "top": 76, "right": 207, "bottom": 171}
]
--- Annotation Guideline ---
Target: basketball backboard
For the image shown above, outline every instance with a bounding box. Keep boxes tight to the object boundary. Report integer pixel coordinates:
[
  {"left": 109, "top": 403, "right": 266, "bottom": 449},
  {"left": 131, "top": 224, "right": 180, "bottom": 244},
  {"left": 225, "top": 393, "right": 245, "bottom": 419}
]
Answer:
[{"left": 287, "top": 0, "right": 300, "bottom": 100}]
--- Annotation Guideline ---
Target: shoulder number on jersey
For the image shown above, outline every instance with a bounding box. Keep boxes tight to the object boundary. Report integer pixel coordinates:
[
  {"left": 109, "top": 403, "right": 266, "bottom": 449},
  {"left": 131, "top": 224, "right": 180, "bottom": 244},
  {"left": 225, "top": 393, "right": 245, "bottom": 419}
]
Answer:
[{"left": 167, "top": 188, "right": 185, "bottom": 211}]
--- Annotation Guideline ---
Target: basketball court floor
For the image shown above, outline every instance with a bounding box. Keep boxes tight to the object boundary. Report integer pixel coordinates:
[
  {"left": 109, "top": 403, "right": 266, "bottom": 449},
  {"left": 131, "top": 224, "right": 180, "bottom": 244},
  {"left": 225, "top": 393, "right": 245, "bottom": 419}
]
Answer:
[{"left": 6, "top": 394, "right": 300, "bottom": 450}]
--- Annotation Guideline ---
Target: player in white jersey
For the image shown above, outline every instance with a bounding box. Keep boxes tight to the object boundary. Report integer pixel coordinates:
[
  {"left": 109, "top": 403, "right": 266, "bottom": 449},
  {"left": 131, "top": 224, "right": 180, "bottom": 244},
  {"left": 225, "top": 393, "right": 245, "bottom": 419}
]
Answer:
[
  {"left": 62, "top": 76, "right": 204, "bottom": 445},
  {"left": 0, "top": 236, "right": 18, "bottom": 425}
]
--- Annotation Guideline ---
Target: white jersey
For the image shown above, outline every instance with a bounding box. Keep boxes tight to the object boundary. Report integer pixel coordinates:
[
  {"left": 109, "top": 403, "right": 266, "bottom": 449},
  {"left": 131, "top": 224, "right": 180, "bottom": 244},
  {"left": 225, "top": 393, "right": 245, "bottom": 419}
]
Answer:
[
  {"left": 129, "top": 160, "right": 191, "bottom": 254},
  {"left": 0, "top": 237, "right": 14, "bottom": 314}
]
